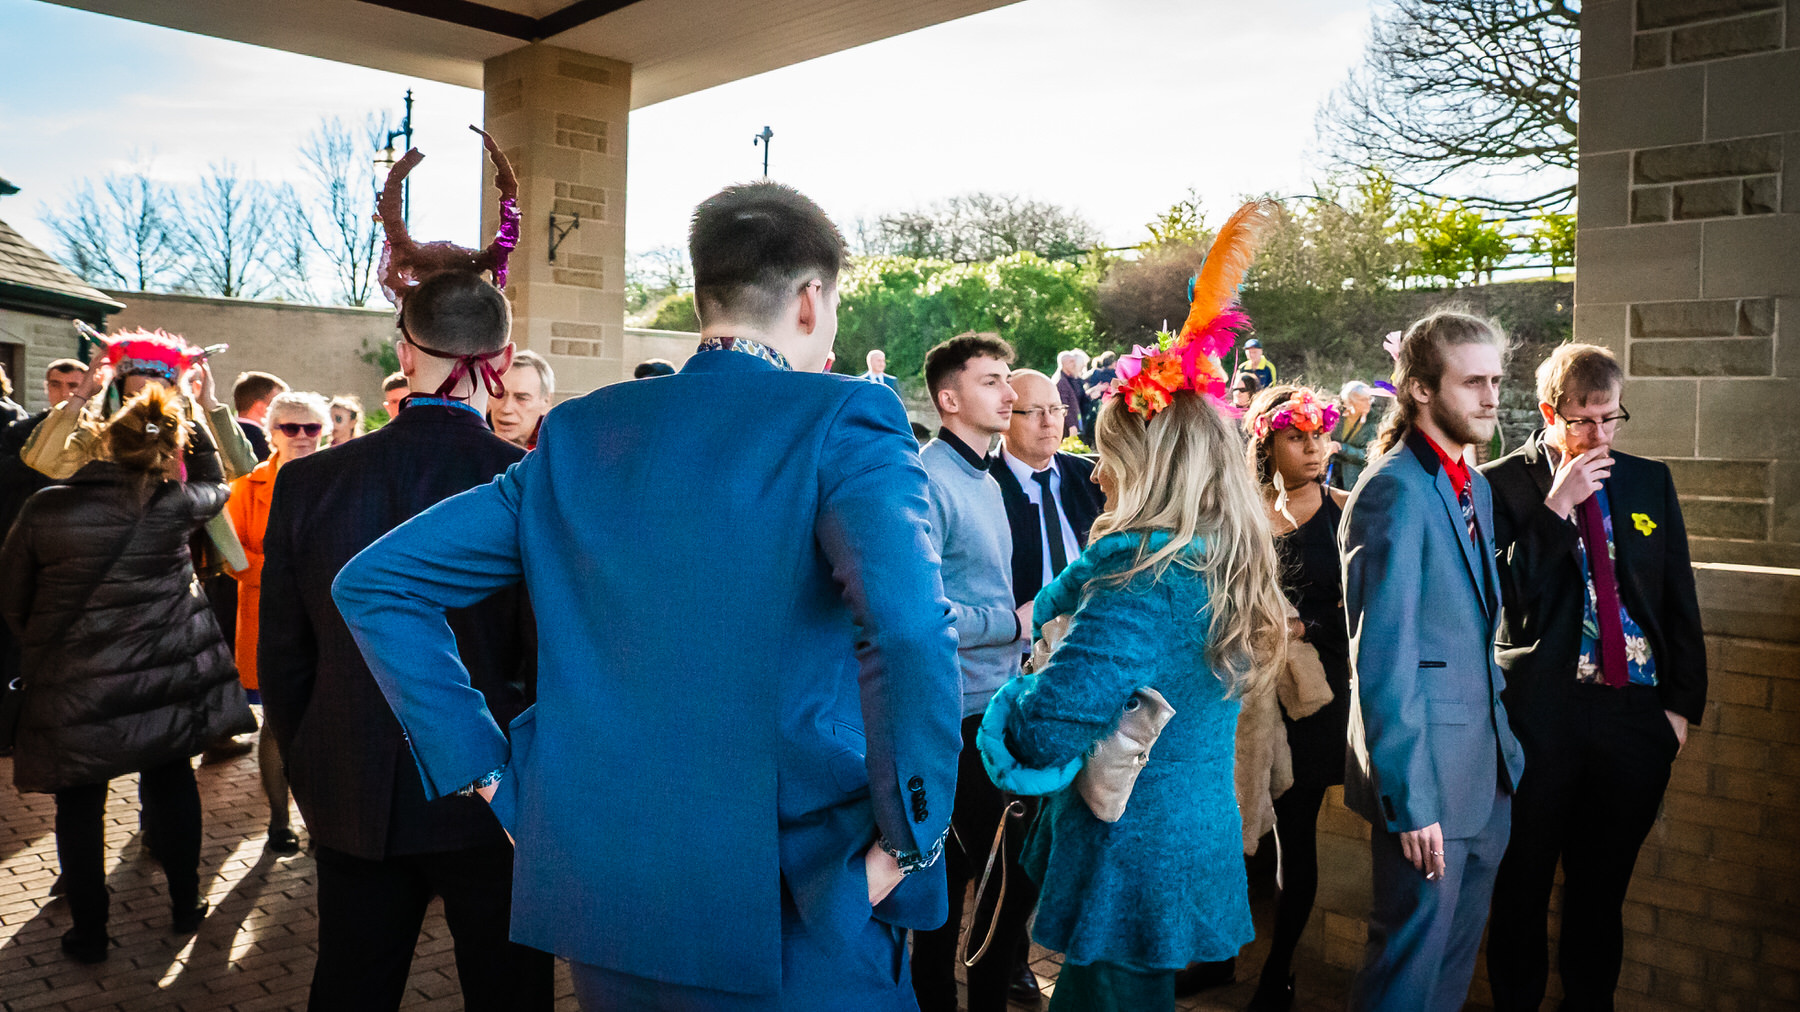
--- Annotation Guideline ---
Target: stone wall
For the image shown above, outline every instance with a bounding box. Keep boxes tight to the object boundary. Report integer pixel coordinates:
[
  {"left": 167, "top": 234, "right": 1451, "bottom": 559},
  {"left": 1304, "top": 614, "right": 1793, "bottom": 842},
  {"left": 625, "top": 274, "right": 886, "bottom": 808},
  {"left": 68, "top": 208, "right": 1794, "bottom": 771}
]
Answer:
[
  {"left": 102, "top": 290, "right": 394, "bottom": 407},
  {"left": 483, "top": 45, "right": 634, "bottom": 394},
  {"left": 0, "top": 307, "right": 84, "bottom": 412},
  {"left": 1577, "top": 0, "right": 1800, "bottom": 568}
]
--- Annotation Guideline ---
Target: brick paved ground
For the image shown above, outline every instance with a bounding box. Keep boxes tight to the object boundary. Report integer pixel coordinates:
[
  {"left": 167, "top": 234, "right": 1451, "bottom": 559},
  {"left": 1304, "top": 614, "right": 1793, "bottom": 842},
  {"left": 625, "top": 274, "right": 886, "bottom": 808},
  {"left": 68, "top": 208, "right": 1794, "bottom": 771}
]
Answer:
[{"left": 0, "top": 721, "right": 1351, "bottom": 1011}]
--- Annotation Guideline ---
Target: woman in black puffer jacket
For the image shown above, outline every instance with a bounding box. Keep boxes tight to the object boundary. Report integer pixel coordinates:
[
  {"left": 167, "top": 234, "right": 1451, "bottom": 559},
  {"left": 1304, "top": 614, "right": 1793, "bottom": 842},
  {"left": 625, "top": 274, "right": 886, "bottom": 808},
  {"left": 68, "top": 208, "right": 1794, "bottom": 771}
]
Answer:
[{"left": 0, "top": 384, "right": 255, "bottom": 964}]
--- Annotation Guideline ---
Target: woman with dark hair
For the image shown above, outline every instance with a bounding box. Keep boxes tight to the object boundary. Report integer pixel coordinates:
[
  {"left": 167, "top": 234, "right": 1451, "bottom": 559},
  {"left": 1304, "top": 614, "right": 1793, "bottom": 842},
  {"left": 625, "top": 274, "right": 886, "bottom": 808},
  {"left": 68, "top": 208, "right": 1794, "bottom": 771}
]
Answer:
[
  {"left": 0, "top": 385, "right": 255, "bottom": 964},
  {"left": 1241, "top": 384, "right": 1352, "bottom": 1011}
]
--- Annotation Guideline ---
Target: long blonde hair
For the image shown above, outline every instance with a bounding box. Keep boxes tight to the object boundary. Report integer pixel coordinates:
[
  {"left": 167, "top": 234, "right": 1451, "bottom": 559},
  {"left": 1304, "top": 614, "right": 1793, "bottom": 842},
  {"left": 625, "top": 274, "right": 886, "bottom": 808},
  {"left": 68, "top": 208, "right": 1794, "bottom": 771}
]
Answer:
[{"left": 1089, "top": 392, "right": 1288, "bottom": 697}]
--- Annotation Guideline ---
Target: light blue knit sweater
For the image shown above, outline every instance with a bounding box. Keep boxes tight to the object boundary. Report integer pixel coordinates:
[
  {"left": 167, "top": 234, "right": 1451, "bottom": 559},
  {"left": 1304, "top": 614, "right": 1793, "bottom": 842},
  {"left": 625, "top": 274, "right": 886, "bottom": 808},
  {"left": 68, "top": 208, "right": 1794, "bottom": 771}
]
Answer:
[{"left": 921, "top": 437, "right": 1022, "bottom": 716}]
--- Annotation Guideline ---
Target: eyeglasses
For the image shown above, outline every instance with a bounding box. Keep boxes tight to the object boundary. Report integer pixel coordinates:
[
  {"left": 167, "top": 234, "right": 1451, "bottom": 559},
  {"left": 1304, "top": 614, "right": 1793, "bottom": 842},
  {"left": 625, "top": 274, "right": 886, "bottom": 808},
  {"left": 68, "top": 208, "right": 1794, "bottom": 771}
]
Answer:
[
  {"left": 274, "top": 422, "right": 323, "bottom": 437},
  {"left": 1553, "top": 406, "right": 1630, "bottom": 434},
  {"left": 1011, "top": 405, "right": 1068, "bottom": 422}
]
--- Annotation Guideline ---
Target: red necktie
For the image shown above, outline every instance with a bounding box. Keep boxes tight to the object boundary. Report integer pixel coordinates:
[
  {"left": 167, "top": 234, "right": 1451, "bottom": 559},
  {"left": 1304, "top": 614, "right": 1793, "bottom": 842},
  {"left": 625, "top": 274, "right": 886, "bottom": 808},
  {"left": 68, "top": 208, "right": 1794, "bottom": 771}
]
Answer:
[{"left": 1577, "top": 494, "right": 1629, "bottom": 688}]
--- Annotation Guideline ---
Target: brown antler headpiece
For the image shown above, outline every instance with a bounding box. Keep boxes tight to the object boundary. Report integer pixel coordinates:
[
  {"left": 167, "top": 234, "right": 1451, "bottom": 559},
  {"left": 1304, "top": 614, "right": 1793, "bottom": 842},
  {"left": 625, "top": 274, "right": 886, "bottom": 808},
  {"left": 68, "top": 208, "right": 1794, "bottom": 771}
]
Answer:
[{"left": 378, "top": 125, "right": 521, "bottom": 307}]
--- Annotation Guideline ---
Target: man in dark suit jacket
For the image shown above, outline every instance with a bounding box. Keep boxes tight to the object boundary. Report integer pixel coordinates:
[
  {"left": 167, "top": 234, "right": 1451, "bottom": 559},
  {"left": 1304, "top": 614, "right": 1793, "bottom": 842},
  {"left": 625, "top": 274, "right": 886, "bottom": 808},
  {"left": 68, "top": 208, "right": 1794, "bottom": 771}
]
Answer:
[
  {"left": 332, "top": 183, "right": 961, "bottom": 1012},
  {"left": 1340, "top": 314, "right": 1525, "bottom": 1012},
  {"left": 258, "top": 271, "right": 552, "bottom": 1011},
  {"left": 993, "top": 369, "right": 1104, "bottom": 606},
  {"left": 1481, "top": 345, "right": 1706, "bottom": 1012}
]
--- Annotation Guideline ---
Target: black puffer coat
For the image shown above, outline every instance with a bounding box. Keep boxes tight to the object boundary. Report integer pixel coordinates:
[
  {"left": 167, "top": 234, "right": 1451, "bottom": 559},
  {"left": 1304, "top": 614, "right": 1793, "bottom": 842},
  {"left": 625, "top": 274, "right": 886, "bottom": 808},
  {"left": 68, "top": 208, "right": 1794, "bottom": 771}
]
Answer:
[{"left": 0, "top": 459, "right": 255, "bottom": 794}]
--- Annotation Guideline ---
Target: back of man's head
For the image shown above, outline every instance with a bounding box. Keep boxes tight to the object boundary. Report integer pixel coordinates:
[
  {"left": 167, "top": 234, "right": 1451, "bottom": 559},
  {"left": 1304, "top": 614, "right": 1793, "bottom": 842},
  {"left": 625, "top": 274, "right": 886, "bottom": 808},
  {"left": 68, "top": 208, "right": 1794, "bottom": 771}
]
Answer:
[
  {"left": 633, "top": 359, "right": 677, "bottom": 379},
  {"left": 401, "top": 270, "right": 513, "bottom": 355},
  {"left": 689, "top": 182, "right": 846, "bottom": 329},
  {"left": 234, "top": 371, "right": 290, "bottom": 414},
  {"left": 925, "top": 332, "right": 1015, "bottom": 399}
]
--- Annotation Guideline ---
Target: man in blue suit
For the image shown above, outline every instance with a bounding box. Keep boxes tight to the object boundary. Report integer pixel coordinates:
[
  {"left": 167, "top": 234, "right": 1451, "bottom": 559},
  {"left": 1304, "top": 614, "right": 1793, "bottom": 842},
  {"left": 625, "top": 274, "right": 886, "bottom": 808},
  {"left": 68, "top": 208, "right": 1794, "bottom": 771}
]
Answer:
[
  {"left": 1340, "top": 311, "right": 1527, "bottom": 1012},
  {"left": 333, "top": 182, "right": 963, "bottom": 1011}
]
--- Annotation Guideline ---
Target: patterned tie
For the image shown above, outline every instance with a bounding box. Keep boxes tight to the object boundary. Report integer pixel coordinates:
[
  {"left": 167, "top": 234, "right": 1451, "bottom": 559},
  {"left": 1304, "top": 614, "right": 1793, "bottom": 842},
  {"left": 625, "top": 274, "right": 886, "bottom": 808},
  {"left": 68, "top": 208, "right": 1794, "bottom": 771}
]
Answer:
[
  {"left": 1032, "top": 469, "right": 1070, "bottom": 575},
  {"left": 1457, "top": 484, "right": 1477, "bottom": 546},
  {"left": 1577, "top": 493, "right": 1630, "bottom": 688}
]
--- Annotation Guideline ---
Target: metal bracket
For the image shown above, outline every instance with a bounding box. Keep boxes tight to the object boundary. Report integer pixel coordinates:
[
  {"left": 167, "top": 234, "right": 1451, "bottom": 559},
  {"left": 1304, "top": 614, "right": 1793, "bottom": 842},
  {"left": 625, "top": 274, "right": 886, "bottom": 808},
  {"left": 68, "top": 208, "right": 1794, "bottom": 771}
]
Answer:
[{"left": 548, "top": 211, "right": 581, "bottom": 262}]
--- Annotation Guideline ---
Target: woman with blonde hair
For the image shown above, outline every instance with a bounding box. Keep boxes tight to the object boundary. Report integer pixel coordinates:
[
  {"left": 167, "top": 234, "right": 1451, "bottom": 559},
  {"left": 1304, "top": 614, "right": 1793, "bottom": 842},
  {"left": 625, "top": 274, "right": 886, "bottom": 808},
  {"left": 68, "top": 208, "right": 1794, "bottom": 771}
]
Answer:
[
  {"left": 1, "top": 385, "right": 254, "bottom": 963},
  {"left": 978, "top": 388, "right": 1289, "bottom": 1011},
  {"left": 327, "top": 395, "right": 364, "bottom": 446},
  {"left": 227, "top": 389, "right": 331, "bottom": 854}
]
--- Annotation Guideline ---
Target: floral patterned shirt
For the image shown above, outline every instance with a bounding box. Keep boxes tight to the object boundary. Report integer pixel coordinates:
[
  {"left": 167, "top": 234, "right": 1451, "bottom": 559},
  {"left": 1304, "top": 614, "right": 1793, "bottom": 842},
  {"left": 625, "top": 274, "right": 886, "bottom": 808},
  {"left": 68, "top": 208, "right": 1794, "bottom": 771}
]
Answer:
[
  {"left": 696, "top": 334, "right": 793, "bottom": 371},
  {"left": 1574, "top": 483, "right": 1657, "bottom": 686}
]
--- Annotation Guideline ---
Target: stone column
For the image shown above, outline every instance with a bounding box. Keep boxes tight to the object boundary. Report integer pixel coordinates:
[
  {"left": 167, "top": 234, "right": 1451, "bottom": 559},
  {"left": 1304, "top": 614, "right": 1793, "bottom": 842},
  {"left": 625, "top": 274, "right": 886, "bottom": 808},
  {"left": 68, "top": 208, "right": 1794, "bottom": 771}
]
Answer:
[
  {"left": 482, "top": 43, "right": 631, "bottom": 398},
  {"left": 1576, "top": 0, "right": 1800, "bottom": 568}
]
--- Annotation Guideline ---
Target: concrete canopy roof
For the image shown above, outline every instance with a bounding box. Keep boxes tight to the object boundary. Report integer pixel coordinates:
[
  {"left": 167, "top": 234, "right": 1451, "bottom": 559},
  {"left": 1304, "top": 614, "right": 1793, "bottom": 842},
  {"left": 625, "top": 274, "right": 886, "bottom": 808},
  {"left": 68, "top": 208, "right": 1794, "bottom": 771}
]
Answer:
[{"left": 45, "top": 0, "right": 1019, "bottom": 107}]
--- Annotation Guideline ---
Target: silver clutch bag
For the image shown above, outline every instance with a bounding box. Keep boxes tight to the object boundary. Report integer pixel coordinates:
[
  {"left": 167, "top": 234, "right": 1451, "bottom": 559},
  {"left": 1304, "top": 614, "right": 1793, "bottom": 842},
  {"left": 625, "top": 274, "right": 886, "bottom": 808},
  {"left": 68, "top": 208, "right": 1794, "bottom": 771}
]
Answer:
[{"left": 1073, "top": 687, "right": 1175, "bottom": 823}]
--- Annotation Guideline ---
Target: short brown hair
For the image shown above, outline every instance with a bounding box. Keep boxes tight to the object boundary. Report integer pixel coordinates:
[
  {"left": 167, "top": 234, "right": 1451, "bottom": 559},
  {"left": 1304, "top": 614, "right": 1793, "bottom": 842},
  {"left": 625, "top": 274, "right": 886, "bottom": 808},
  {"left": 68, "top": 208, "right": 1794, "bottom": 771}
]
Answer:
[
  {"left": 402, "top": 270, "right": 513, "bottom": 356},
  {"left": 46, "top": 358, "right": 84, "bottom": 377},
  {"left": 690, "top": 182, "right": 846, "bottom": 329},
  {"left": 382, "top": 371, "right": 409, "bottom": 393},
  {"left": 234, "top": 371, "right": 289, "bottom": 414},
  {"left": 924, "top": 332, "right": 1014, "bottom": 397},
  {"left": 1536, "top": 343, "right": 1623, "bottom": 410}
]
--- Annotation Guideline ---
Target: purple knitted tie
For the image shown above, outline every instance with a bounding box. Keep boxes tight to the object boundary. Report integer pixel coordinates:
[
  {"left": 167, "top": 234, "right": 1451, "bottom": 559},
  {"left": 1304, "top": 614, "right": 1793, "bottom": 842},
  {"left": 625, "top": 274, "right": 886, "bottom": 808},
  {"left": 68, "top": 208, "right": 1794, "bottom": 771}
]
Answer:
[{"left": 1577, "top": 493, "right": 1629, "bottom": 688}]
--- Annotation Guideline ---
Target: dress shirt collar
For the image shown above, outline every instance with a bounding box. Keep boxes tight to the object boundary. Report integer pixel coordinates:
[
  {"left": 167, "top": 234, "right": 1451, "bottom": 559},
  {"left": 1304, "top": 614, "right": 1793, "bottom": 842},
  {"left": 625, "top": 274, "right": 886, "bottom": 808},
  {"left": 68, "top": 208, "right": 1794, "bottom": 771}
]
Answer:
[
  {"left": 936, "top": 427, "right": 992, "bottom": 471},
  {"left": 1000, "top": 444, "right": 1057, "bottom": 488},
  {"left": 1421, "top": 429, "right": 1471, "bottom": 496}
]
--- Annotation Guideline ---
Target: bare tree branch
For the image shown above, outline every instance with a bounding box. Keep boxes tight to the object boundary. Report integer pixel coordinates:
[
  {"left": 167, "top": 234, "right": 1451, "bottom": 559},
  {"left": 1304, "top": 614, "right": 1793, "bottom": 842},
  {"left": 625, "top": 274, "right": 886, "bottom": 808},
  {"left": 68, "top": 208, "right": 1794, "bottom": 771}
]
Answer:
[{"left": 1319, "top": 0, "right": 1579, "bottom": 212}]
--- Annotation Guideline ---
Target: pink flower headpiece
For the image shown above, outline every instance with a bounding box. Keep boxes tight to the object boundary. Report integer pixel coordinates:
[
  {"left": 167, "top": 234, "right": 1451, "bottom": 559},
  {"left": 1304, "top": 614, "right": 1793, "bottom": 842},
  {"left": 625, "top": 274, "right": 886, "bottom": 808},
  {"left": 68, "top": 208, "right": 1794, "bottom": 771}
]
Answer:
[
  {"left": 1107, "top": 200, "right": 1277, "bottom": 420},
  {"left": 1249, "top": 388, "right": 1342, "bottom": 440}
]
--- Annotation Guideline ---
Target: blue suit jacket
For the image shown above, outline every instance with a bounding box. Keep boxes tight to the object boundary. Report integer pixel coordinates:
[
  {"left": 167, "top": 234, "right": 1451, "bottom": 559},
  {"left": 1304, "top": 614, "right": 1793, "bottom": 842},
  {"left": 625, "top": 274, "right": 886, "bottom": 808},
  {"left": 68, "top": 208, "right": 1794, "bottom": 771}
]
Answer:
[
  {"left": 332, "top": 350, "right": 963, "bottom": 995},
  {"left": 1339, "top": 429, "right": 1525, "bottom": 840}
]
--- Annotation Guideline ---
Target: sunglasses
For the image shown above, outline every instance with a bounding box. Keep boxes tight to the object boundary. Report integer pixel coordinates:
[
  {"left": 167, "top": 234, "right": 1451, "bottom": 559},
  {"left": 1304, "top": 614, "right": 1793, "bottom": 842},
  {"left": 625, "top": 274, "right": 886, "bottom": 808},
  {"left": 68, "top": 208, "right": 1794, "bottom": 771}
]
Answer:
[{"left": 274, "top": 422, "right": 323, "bottom": 437}]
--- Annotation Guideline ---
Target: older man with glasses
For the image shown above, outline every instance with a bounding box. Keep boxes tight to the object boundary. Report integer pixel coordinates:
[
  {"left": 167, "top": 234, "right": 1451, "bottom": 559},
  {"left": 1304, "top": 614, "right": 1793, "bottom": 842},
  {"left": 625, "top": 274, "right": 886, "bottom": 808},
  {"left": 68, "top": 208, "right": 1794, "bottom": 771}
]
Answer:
[{"left": 1479, "top": 343, "right": 1706, "bottom": 1012}]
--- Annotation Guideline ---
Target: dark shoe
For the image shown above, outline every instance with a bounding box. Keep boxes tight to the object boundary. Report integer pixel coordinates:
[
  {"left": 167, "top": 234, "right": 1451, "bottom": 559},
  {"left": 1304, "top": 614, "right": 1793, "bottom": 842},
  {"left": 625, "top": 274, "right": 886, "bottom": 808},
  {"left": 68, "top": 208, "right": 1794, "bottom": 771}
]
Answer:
[
  {"left": 200, "top": 736, "right": 254, "bottom": 764},
  {"left": 60, "top": 928, "right": 109, "bottom": 964},
  {"left": 1247, "top": 973, "right": 1295, "bottom": 1012},
  {"left": 1174, "top": 956, "right": 1235, "bottom": 997},
  {"left": 48, "top": 873, "right": 65, "bottom": 898},
  {"left": 172, "top": 898, "right": 209, "bottom": 935},
  {"left": 267, "top": 826, "right": 300, "bottom": 854},
  {"left": 1009, "top": 960, "right": 1042, "bottom": 1005}
]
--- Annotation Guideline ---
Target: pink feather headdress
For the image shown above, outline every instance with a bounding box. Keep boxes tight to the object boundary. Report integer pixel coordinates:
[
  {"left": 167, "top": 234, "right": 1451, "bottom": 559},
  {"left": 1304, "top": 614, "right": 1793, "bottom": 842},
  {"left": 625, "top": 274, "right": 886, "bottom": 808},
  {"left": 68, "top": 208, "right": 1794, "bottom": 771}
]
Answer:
[{"left": 1108, "top": 199, "right": 1278, "bottom": 419}]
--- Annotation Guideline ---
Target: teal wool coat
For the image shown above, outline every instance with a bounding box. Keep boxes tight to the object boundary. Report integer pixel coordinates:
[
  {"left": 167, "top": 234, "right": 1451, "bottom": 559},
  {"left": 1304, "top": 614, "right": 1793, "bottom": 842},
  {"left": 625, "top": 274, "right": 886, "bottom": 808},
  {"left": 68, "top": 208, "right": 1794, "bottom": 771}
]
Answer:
[{"left": 980, "top": 532, "right": 1252, "bottom": 971}]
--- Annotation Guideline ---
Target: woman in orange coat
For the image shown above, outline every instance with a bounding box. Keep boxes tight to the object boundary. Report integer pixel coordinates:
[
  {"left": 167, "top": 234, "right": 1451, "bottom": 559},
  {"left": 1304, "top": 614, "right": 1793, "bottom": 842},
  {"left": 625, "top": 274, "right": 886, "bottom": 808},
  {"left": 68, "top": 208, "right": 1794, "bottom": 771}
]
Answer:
[{"left": 228, "top": 390, "right": 329, "bottom": 854}]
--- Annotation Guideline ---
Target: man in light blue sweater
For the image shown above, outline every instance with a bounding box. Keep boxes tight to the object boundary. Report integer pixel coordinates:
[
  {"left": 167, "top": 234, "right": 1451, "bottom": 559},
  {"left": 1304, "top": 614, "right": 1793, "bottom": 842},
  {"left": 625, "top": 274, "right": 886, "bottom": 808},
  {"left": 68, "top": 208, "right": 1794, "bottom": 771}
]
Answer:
[{"left": 912, "top": 331, "right": 1035, "bottom": 1012}]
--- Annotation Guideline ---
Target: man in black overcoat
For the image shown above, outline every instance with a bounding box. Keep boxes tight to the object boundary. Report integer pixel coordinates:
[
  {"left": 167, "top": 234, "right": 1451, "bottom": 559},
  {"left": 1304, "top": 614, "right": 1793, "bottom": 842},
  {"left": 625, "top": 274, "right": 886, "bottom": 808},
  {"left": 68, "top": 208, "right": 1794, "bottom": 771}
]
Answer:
[
  {"left": 258, "top": 271, "right": 551, "bottom": 1011},
  {"left": 1480, "top": 343, "right": 1706, "bottom": 1012}
]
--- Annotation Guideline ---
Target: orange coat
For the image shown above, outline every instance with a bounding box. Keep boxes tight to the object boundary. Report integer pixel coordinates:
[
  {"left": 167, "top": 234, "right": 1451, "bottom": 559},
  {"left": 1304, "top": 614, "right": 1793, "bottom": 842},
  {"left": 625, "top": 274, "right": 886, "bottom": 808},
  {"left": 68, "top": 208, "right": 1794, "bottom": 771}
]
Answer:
[{"left": 225, "top": 457, "right": 279, "bottom": 692}]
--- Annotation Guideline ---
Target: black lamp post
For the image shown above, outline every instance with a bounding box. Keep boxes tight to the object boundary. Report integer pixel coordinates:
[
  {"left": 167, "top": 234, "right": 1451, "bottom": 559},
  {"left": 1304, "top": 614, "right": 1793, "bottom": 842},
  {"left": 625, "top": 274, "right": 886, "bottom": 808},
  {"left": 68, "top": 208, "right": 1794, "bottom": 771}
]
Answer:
[
  {"left": 372, "top": 89, "right": 416, "bottom": 224},
  {"left": 753, "top": 125, "right": 773, "bottom": 177}
]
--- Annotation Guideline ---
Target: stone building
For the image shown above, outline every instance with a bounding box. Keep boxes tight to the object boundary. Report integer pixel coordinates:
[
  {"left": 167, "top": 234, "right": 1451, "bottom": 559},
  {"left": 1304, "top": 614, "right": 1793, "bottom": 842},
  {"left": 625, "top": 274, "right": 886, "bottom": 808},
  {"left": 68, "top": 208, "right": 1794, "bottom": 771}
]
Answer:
[{"left": 0, "top": 217, "right": 122, "bottom": 411}]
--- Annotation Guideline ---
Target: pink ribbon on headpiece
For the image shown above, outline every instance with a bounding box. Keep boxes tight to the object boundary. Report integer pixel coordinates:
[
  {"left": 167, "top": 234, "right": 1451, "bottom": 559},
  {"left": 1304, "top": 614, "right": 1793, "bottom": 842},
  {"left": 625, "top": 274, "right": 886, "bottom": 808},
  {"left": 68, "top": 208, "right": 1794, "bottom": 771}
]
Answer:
[{"left": 405, "top": 340, "right": 510, "bottom": 400}]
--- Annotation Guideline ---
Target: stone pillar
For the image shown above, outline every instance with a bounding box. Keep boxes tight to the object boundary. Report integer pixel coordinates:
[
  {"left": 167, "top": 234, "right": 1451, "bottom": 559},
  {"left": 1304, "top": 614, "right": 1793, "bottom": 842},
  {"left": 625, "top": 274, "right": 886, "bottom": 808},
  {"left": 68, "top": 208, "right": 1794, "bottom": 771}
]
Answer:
[
  {"left": 1576, "top": 0, "right": 1800, "bottom": 567},
  {"left": 482, "top": 44, "right": 631, "bottom": 398}
]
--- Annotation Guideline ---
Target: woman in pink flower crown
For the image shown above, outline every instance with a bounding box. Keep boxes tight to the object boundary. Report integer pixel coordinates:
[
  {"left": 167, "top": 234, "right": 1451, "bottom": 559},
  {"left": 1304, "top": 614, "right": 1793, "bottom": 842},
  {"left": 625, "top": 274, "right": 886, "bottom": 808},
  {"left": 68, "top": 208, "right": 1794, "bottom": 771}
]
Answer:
[{"left": 1241, "top": 384, "right": 1352, "bottom": 1011}]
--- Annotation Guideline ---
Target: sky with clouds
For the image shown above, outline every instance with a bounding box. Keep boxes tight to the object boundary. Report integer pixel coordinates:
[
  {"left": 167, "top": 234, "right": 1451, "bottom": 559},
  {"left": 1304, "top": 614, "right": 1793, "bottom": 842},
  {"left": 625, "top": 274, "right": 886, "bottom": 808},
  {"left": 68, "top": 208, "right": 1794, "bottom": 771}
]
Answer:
[{"left": 0, "top": 0, "right": 1375, "bottom": 266}]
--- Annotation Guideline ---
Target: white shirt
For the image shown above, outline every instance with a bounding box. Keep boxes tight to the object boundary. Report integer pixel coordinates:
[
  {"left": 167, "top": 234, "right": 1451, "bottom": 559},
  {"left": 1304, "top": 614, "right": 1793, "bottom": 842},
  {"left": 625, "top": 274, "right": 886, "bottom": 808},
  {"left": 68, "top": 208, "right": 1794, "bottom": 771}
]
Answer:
[{"left": 1000, "top": 444, "right": 1083, "bottom": 589}]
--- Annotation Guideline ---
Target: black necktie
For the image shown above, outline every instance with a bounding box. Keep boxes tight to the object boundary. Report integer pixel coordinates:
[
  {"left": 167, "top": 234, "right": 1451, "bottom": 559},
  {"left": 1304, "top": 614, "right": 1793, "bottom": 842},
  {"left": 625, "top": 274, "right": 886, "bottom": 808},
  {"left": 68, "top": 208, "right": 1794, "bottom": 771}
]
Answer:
[{"left": 1033, "top": 468, "right": 1069, "bottom": 575}]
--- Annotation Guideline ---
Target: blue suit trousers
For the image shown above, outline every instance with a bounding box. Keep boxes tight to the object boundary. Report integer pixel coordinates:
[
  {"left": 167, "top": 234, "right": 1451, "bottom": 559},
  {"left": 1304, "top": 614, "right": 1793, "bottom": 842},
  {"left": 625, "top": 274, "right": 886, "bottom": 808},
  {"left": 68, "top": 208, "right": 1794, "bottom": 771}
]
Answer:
[
  {"left": 570, "top": 890, "right": 915, "bottom": 1012},
  {"left": 1352, "top": 787, "right": 1511, "bottom": 1012}
]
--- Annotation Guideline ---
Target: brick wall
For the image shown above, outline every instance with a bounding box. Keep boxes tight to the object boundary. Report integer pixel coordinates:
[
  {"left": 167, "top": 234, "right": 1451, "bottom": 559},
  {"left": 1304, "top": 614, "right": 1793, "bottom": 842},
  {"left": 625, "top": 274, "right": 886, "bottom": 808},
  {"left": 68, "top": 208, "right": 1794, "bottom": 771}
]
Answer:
[{"left": 1577, "top": 0, "right": 1800, "bottom": 569}]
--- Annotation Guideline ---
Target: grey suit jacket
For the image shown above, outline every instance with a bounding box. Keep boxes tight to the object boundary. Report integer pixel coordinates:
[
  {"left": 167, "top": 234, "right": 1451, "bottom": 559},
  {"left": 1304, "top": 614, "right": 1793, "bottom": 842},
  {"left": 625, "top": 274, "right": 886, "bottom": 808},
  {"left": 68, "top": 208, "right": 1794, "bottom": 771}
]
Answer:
[{"left": 1339, "top": 428, "right": 1526, "bottom": 839}]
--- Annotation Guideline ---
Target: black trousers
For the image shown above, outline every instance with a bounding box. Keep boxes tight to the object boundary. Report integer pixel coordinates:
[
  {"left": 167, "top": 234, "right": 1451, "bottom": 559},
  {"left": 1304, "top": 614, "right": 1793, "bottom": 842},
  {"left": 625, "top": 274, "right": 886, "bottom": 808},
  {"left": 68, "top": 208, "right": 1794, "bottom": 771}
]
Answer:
[
  {"left": 309, "top": 842, "right": 555, "bottom": 1012},
  {"left": 911, "top": 713, "right": 1039, "bottom": 1012},
  {"left": 54, "top": 757, "right": 202, "bottom": 937},
  {"left": 1486, "top": 684, "right": 1680, "bottom": 1012}
]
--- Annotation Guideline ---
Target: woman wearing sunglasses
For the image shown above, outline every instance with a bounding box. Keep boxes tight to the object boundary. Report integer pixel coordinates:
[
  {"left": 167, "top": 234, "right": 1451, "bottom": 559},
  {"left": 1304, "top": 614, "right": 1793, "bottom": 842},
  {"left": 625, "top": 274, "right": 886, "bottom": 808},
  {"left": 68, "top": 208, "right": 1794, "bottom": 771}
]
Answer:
[{"left": 226, "top": 390, "right": 331, "bottom": 854}]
